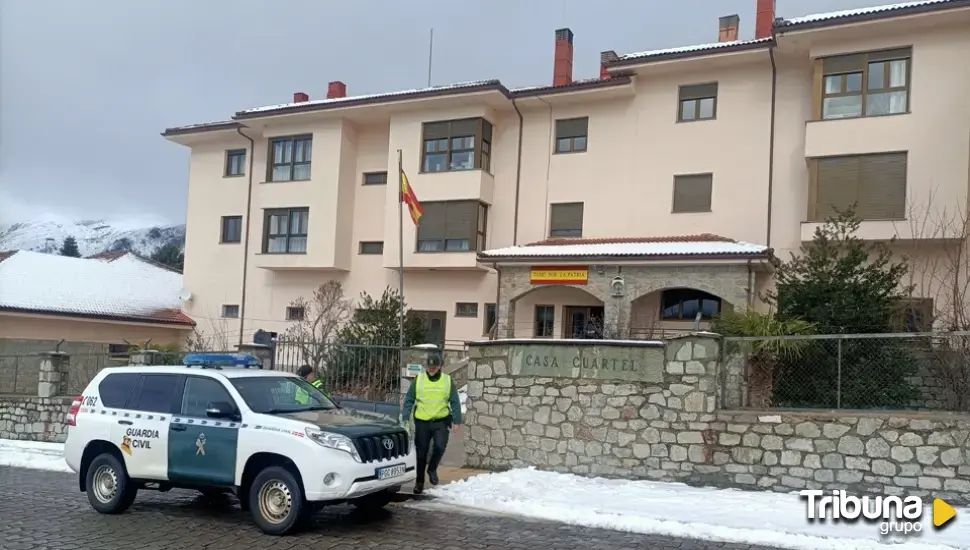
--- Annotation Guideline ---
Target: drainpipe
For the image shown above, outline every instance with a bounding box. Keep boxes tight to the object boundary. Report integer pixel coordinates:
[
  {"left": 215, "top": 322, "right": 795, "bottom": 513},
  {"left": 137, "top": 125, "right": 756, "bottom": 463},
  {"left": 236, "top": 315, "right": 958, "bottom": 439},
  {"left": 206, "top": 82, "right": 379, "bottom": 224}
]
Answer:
[
  {"left": 236, "top": 127, "right": 256, "bottom": 347},
  {"left": 492, "top": 262, "right": 502, "bottom": 339},
  {"left": 746, "top": 260, "right": 755, "bottom": 310},
  {"left": 512, "top": 99, "right": 525, "bottom": 245},
  {"left": 765, "top": 37, "right": 778, "bottom": 247}
]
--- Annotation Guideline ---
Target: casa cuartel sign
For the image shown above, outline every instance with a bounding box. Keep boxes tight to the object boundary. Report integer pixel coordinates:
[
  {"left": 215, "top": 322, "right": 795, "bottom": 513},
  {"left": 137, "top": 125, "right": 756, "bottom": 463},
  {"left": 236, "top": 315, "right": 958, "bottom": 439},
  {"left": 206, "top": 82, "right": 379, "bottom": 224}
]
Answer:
[{"left": 509, "top": 342, "right": 664, "bottom": 382}]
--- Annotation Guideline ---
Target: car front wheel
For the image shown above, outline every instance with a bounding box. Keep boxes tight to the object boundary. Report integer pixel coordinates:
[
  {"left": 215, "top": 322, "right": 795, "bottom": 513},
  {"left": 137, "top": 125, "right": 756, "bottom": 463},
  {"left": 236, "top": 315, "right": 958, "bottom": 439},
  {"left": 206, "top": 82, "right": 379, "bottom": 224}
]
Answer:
[
  {"left": 85, "top": 453, "right": 137, "bottom": 514},
  {"left": 248, "top": 466, "right": 306, "bottom": 535}
]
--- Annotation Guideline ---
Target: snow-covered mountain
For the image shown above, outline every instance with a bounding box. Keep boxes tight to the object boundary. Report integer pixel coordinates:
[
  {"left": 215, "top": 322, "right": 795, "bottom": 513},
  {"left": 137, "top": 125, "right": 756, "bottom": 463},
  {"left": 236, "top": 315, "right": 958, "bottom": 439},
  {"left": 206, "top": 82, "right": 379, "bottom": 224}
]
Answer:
[{"left": 0, "top": 219, "right": 185, "bottom": 257}]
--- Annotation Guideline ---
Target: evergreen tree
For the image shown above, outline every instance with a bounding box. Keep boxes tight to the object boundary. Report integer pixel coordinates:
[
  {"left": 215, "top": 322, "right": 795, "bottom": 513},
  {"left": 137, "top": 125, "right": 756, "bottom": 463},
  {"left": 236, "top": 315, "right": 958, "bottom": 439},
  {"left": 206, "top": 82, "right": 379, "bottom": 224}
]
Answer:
[
  {"left": 767, "top": 208, "right": 918, "bottom": 408},
  {"left": 59, "top": 236, "right": 81, "bottom": 257},
  {"left": 150, "top": 242, "right": 184, "bottom": 271}
]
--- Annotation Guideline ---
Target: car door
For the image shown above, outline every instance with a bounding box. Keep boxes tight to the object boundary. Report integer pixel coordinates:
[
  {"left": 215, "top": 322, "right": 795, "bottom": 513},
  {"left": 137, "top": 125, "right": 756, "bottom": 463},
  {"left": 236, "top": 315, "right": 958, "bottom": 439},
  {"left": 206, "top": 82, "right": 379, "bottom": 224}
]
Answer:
[
  {"left": 167, "top": 375, "right": 240, "bottom": 487},
  {"left": 117, "top": 373, "right": 181, "bottom": 480}
]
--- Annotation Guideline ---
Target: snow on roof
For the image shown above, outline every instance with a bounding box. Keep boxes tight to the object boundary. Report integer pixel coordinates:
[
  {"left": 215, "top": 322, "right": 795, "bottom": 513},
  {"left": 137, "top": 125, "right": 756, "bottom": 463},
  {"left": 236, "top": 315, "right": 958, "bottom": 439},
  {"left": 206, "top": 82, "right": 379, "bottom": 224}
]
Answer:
[
  {"left": 236, "top": 80, "right": 503, "bottom": 116},
  {"left": 618, "top": 38, "right": 771, "bottom": 62},
  {"left": 780, "top": 0, "right": 961, "bottom": 26},
  {"left": 0, "top": 251, "right": 193, "bottom": 325},
  {"left": 479, "top": 235, "right": 770, "bottom": 259}
]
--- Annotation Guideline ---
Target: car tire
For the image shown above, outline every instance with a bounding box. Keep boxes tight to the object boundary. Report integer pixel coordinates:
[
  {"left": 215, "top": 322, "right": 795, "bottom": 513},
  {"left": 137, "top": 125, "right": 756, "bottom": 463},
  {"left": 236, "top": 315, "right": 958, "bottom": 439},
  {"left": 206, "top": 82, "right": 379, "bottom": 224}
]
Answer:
[
  {"left": 352, "top": 489, "right": 395, "bottom": 512},
  {"left": 248, "top": 466, "right": 305, "bottom": 536},
  {"left": 85, "top": 453, "right": 137, "bottom": 514}
]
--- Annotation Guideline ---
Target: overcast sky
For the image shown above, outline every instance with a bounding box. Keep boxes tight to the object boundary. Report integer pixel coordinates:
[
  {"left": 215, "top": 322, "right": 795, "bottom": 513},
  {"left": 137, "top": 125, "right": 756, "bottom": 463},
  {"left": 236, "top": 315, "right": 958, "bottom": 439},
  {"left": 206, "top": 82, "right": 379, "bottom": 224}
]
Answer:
[{"left": 0, "top": 0, "right": 894, "bottom": 226}]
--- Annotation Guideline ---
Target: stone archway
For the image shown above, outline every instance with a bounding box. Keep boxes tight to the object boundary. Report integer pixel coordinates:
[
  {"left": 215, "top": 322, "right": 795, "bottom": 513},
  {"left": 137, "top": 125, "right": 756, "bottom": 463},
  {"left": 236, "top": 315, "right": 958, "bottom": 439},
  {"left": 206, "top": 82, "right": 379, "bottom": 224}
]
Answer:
[{"left": 496, "top": 265, "right": 614, "bottom": 338}]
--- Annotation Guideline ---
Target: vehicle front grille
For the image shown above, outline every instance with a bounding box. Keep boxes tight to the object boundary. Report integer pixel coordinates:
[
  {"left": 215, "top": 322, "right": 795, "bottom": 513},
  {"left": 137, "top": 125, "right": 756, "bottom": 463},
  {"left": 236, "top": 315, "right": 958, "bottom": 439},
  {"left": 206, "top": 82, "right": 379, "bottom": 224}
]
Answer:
[{"left": 354, "top": 430, "right": 409, "bottom": 463}]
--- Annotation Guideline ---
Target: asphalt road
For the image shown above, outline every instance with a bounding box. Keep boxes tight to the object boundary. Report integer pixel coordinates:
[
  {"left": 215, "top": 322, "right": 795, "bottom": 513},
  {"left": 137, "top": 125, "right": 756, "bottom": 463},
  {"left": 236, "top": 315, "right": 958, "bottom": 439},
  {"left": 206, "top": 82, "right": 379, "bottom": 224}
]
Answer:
[{"left": 0, "top": 466, "right": 781, "bottom": 550}]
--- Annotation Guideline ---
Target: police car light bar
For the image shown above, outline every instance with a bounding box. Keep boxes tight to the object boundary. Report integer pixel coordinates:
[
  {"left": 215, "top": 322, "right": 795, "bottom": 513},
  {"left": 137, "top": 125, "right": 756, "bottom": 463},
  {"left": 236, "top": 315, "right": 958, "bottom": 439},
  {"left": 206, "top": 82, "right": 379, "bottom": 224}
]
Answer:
[{"left": 183, "top": 353, "right": 262, "bottom": 368}]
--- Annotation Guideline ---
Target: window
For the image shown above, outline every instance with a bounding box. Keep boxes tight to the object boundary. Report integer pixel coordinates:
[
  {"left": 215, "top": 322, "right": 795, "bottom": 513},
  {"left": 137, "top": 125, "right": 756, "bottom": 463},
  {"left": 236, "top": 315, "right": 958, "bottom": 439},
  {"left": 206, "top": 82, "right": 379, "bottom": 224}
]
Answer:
[
  {"left": 672, "top": 174, "right": 713, "bottom": 213},
  {"left": 268, "top": 135, "right": 312, "bottom": 181},
  {"left": 893, "top": 299, "right": 933, "bottom": 332},
  {"left": 416, "top": 201, "right": 488, "bottom": 253},
  {"left": 810, "top": 152, "right": 907, "bottom": 221},
  {"left": 363, "top": 171, "right": 388, "bottom": 185},
  {"left": 98, "top": 373, "right": 139, "bottom": 409},
  {"left": 129, "top": 374, "right": 181, "bottom": 414},
  {"left": 421, "top": 118, "right": 493, "bottom": 173},
  {"left": 359, "top": 241, "right": 384, "bottom": 255},
  {"left": 661, "top": 289, "right": 722, "bottom": 321},
  {"left": 108, "top": 343, "right": 129, "bottom": 359},
  {"left": 534, "top": 305, "right": 555, "bottom": 337},
  {"left": 678, "top": 83, "right": 718, "bottom": 121},
  {"left": 820, "top": 48, "right": 910, "bottom": 120},
  {"left": 484, "top": 303, "right": 497, "bottom": 336},
  {"left": 225, "top": 149, "right": 246, "bottom": 177},
  {"left": 263, "top": 208, "right": 309, "bottom": 253},
  {"left": 231, "top": 376, "right": 336, "bottom": 414},
  {"left": 456, "top": 302, "right": 478, "bottom": 318},
  {"left": 555, "top": 117, "right": 588, "bottom": 154},
  {"left": 286, "top": 306, "right": 305, "bottom": 321},
  {"left": 180, "top": 377, "right": 235, "bottom": 418},
  {"left": 222, "top": 304, "right": 240, "bottom": 318},
  {"left": 549, "top": 202, "right": 584, "bottom": 238},
  {"left": 220, "top": 215, "right": 242, "bottom": 243}
]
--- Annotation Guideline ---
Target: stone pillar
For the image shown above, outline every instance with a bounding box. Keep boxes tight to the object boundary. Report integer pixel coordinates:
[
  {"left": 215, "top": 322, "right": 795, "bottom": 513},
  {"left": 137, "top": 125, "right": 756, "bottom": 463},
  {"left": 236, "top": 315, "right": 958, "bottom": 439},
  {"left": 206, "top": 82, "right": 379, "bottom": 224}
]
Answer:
[
  {"left": 37, "top": 352, "right": 70, "bottom": 397},
  {"left": 664, "top": 333, "right": 721, "bottom": 412},
  {"left": 130, "top": 350, "right": 160, "bottom": 366},
  {"left": 237, "top": 343, "right": 274, "bottom": 369}
]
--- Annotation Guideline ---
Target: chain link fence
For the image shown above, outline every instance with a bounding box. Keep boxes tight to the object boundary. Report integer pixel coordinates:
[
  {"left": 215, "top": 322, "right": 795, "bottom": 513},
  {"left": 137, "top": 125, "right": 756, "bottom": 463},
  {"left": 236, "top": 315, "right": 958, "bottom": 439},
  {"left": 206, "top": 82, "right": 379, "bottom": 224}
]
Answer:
[{"left": 724, "top": 331, "right": 970, "bottom": 412}]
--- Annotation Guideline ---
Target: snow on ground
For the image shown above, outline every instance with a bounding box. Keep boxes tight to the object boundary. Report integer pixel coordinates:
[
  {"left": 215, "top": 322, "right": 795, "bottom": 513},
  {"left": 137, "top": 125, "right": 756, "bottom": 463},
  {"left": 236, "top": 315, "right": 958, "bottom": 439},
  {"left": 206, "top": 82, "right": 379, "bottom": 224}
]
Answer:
[
  {"left": 0, "top": 440, "right": 71, "bottom": 473},
  {"left": 411, "top": 468, "right": 970, "bottom": 550},
  {"left": 458, "top": 385, "right": 468, "bottom": 414}
]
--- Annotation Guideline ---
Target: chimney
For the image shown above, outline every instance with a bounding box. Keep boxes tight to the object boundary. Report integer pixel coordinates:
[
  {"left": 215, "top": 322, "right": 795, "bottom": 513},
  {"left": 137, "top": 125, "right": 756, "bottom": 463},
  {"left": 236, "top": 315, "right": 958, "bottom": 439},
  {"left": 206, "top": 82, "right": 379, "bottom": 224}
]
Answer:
[
  {"left": 327, "top": 81, "right": 347, "bottom": 99},
  {"left": 718, "top": 14, "right": 740, "bottom": 42},
  {"left": 755, "top": 0, "right": 775, "bottom": 39},
  {"left": 293, "top": 92, "right": 309, "bottom": 103},
  {"left": 553, "top": 28, "right": 574, "bottom": 86},
  {"left": 599, "top": 50, "right": 618, "bottom": 79}
]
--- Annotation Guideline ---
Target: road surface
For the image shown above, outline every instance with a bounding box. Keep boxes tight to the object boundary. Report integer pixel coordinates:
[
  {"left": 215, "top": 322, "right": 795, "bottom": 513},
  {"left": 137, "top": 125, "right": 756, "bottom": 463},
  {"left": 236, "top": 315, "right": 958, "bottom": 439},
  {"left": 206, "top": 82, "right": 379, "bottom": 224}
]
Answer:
[{"left": 0, "top": 466, "right": 781, "bottom": 550}]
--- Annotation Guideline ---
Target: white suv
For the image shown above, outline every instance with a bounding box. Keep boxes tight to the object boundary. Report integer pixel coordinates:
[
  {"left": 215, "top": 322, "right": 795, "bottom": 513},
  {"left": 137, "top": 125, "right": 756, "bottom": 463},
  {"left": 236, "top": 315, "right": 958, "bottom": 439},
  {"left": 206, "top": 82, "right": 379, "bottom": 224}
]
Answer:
[{"left": 63, "top": 353, "right": 416, "bottom": 535}]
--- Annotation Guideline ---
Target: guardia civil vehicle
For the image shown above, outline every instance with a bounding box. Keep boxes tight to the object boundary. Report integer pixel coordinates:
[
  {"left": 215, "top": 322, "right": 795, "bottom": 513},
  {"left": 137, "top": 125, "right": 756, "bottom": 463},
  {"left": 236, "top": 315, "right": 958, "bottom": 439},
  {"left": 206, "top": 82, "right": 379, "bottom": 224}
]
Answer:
[{"left": 63, "top": 353, "right": 416, "bottom": 535}]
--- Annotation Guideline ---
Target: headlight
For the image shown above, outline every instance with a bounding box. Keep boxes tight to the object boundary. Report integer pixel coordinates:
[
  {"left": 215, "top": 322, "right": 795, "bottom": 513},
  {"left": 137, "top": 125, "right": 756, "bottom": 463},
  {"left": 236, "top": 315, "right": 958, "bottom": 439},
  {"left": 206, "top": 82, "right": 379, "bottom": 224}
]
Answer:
[{"left": 305, "top": 428, "right": 360, "bottom": 461}]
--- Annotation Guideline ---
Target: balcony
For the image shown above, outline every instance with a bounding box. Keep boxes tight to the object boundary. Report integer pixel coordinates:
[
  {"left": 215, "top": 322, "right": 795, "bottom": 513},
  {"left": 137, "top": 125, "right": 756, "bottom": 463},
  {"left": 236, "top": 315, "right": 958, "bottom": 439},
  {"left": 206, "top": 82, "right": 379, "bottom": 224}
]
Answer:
[
  {"left": 409, "top": 168, "right": 494, "bottom": 205},
  {"left": 254, "top": 252, "right": 349, "bottom": 271}
]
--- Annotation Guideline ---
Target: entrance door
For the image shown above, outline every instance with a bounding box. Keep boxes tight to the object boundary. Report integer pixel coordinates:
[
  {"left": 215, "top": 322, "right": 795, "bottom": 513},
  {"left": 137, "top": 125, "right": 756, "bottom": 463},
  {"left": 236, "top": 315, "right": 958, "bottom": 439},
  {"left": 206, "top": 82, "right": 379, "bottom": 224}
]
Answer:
[
  {"left": 564, "top": 306, "right": 605, "bottom": 339},
  {"left": 413, "top": 310, "right": 447, "bottom": 348}
]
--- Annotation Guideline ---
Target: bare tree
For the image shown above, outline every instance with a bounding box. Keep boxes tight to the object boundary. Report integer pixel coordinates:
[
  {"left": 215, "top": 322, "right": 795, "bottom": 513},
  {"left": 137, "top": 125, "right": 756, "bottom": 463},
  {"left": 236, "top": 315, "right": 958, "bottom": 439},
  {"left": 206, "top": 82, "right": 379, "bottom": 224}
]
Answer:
[
  {"left": 283, "top": 281, "right": 352, "bottom": 370},
  {"left": 896, "top": 189, "right": 970, "bottom": 410},
  {"left": 184, "top": 315, "right": 232, "bottom": 352}
]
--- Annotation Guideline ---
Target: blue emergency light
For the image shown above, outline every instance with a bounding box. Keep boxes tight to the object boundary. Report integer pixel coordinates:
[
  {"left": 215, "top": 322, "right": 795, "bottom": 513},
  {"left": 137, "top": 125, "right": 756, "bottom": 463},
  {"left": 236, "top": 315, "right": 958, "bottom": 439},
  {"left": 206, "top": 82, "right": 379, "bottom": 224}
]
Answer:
[{"left": 183, "top": 353, "right": 262, "bottom": 369}]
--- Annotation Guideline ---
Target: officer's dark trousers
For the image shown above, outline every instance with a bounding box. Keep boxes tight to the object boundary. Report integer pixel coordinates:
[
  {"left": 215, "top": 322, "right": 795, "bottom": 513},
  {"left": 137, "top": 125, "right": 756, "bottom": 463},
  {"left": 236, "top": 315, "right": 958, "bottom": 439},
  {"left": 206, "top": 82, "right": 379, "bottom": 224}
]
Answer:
[{"left": 414, "top": 418, "right": 449, "bottom": 483}]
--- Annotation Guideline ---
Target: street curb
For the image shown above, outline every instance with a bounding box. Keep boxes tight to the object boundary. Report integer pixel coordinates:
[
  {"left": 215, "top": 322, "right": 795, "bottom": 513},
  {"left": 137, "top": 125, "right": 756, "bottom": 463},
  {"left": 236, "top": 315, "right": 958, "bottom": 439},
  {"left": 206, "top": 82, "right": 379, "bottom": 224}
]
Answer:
[{"left": 393, "top": 491, "right": 435, "bottom": 502}]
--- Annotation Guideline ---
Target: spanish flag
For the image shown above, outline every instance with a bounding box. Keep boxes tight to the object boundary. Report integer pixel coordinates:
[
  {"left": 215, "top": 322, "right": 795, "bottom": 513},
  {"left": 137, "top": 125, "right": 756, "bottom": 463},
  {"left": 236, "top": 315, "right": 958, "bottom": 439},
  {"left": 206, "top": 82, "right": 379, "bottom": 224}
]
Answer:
[{"left": 400, "top": 170, "right": 423, "bottom": 226}]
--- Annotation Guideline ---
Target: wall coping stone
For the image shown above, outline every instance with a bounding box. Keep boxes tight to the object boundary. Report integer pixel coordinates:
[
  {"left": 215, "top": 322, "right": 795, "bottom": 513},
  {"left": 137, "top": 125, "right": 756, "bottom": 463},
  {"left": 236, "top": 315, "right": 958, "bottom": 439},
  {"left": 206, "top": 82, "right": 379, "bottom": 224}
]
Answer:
[
  {"left": 718, "top": 408, "right": 970, "bottom": 422},
  {"left": 468, "top": 338, "right": 665, "bottom": 348}
]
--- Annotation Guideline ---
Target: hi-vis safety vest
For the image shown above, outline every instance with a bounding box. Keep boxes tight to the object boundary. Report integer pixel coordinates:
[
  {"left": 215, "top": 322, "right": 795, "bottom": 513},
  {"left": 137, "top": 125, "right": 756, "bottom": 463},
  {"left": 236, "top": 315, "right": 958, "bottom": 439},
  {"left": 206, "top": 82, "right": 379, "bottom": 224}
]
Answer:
[
  {"left": 414, "top": 372, "right": 452, "bottom": 421},
  {"left": 310, "top": 379, "right": 324, "bottom": 389}
]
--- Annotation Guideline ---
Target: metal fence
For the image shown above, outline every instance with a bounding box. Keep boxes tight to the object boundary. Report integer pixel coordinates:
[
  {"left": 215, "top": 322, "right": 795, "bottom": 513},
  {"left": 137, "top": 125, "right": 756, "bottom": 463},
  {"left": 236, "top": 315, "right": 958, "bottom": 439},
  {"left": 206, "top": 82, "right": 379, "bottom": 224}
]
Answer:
[
  {"left": 724, "top": 331, "right": 970, "bottom": 412},
  {"left": 0, "top": 355, "right": 39, "bottom": 395},
  {"left": 275, "top": 340, "right": 404, "bottom": 403}
]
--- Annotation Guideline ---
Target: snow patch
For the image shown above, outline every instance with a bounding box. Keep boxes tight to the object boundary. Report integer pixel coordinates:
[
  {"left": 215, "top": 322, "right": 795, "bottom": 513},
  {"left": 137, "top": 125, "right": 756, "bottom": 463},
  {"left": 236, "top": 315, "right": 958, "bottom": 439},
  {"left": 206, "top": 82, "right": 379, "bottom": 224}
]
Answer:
[
  {"left": 0, "top": 219, "right": 185, "bottom": 257},
  {"left": 0, "top": 440, "right": 72, "bottom": 473},
  {"left": 415, "top": 468, "right": 969, "bottom": 550}
]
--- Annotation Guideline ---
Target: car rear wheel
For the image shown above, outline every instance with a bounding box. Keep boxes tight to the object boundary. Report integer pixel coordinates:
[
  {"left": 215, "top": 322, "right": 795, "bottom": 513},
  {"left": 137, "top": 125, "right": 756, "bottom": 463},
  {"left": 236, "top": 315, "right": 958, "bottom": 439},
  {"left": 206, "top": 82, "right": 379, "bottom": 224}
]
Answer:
[
  {"left": 248, "top": 466, "right": 305, "bottom": 535},
  {"left": 85, "top": 453, "right": 137, "bottom": 514}
]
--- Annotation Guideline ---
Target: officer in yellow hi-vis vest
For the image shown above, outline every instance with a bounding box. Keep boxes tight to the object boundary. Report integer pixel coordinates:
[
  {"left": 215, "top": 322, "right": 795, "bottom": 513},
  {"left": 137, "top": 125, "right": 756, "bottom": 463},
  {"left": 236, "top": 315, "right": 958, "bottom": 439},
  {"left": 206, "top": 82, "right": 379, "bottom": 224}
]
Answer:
[
  {"left": 402, "top": 353, "right": 462, "bottom": 494},
  {"left": 297, "top": 365, "right": 329, "bottom": 402}
]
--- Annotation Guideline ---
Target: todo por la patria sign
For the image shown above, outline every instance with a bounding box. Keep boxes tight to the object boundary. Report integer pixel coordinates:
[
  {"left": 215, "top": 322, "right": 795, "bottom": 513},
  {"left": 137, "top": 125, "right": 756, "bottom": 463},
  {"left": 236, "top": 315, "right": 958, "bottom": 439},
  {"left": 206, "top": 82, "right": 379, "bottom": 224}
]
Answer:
[{"left": 509, "top": 342, "right": 664, "bottom": 382}]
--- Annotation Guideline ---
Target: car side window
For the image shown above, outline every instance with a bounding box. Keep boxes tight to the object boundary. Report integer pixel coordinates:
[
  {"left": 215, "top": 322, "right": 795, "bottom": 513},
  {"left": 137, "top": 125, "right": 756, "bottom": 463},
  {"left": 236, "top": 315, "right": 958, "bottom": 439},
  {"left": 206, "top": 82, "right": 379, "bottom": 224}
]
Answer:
[
  {"left": 129, "top": 374, "right": 181, "bottom": 414},
  {"left": 98, "top": 373, "right": 140, "bottom": 409},
  {"left": 180, "top": 376, "right": 235, "bottom": 418}
]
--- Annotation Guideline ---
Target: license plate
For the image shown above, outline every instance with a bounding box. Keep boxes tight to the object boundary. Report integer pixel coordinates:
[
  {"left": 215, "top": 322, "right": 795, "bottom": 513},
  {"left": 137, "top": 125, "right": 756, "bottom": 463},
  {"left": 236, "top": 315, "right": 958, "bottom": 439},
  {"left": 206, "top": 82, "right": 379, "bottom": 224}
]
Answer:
[{"left": 377, "top": 463, "right": 406, "bottom": 480}]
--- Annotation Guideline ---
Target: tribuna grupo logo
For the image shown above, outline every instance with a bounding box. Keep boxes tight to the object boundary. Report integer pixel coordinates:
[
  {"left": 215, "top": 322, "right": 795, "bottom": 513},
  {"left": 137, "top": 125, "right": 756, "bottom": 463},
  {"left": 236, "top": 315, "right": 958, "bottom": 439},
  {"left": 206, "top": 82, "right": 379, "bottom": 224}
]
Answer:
[{"left": 800, "top": 489, "right": 956, "bottom": 536}]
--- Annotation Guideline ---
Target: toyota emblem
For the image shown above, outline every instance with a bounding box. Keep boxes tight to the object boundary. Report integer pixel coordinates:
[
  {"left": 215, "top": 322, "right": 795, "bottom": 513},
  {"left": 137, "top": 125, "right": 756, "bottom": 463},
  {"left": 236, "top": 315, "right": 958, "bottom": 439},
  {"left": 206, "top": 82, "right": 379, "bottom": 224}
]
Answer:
[{"left": 382, "top": 437, "right": 394, "bottom": 450}]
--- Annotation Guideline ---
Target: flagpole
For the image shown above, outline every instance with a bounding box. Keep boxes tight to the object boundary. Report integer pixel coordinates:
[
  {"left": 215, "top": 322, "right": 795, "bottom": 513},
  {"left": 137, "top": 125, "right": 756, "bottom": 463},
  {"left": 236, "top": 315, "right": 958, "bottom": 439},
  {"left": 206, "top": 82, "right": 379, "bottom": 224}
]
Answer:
[{"left": 397, "top": 149, "right": 405, "bottom": 350}]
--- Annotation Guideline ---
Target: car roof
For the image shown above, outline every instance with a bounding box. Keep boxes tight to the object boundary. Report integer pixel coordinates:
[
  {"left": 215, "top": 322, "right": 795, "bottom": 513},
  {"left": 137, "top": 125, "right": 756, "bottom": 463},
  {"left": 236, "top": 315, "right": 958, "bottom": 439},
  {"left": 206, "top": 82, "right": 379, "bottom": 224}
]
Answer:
[{"left": 97, "top": 365, "right": 299, "bottom": 379}]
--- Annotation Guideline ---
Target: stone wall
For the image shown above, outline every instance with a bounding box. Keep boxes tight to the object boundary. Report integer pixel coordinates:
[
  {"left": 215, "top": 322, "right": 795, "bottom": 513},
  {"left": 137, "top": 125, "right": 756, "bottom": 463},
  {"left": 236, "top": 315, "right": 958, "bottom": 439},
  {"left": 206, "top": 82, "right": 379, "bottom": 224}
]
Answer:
[
  {"left": 0, "top": 396, "right": 73, "bottom": 442},
  {"left": 464, "top": 335, "right": 970, "bottom": 504}
]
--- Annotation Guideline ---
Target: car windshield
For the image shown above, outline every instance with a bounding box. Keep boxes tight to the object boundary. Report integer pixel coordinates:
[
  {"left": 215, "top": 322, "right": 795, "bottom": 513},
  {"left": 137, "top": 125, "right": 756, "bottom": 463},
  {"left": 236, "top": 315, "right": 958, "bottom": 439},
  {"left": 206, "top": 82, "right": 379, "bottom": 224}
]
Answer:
[{"left": 230, "top": 376, "right": 337, "bottom": 414}]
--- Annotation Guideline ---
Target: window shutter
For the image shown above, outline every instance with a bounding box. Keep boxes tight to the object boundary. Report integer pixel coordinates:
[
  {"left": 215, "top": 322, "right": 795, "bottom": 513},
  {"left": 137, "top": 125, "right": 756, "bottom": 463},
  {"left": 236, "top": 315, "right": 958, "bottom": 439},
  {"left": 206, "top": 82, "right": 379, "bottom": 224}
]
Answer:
[
  {"left": 445, "top": 202, "right": 475, "bottom": 240},
  {"left": 450, "top": 118, "right": 477, "bottom": 136},
  {"left": 822, "top": 53, "right": 865, "bottom": 74},
  {"left": 555, "top": 118, "right": 588, "bottom": 139},
  {"left": 815, "top": 157, "right": 862, "bottom": 221},
  {"left": 679, "top": 83, "right": 718, "bottom": 101},
  {"left": 869, "top": 47, "right": 912, "bottom": 62},
  {"left": 859, "top": 153, "right": 907, "bottom": 219},
  {"left": 422, "top": 122, "right": 449, "bottom": 140},
  {"left": 550, "top": 203, "right": 584, "bottom": 233},
  {"left": 417, "top": 202, "right": 446, "bottom": 240},
  {"left": 672, "top": 175, "right": 713, "bottom": 213}
]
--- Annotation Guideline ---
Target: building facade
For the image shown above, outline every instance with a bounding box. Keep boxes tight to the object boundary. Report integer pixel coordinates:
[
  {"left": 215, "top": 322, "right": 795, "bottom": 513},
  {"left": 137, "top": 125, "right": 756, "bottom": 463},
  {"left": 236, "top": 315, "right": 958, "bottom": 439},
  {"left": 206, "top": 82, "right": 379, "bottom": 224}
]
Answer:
[{"left": 163, "top": 0, "right": 970, "bottom": 347}]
